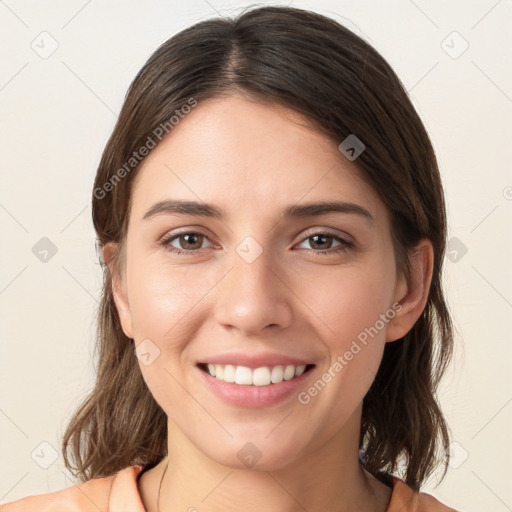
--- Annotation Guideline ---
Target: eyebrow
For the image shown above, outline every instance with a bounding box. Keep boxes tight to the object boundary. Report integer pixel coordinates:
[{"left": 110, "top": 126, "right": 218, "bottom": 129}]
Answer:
[{"left": 142, "top": 199, "right": 374, "bottom": 225}]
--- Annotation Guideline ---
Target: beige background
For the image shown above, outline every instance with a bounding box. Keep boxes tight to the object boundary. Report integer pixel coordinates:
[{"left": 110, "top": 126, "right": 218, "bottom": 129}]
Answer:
[{"left": 1, "top": 1, "right": 511, "bottom": 510}]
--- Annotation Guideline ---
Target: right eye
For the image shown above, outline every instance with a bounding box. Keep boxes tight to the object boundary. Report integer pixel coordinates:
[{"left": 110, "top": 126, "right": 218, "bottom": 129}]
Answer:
[{"left": 160, "top": 232, "right": 214, "bottom": 254}]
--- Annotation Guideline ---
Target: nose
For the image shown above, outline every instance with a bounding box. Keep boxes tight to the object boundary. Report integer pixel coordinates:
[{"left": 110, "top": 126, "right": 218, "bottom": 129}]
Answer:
[{"left": 213, "top": 246, "right": 293, "bottom": 335}]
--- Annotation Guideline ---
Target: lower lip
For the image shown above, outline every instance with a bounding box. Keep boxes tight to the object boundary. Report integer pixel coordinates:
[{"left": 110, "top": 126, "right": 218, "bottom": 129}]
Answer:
[{"left": 195, "top": 365, "right": 315, "bottom": 408}]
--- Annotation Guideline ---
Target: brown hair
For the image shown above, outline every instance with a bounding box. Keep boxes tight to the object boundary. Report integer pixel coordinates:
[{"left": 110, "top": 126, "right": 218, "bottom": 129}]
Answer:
[{"left": 62, "top": 5, "right": 454, "bottom": 492}]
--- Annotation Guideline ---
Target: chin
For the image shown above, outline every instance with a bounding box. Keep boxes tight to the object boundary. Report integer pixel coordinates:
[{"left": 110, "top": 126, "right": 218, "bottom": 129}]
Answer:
[{"left": 204, "top": 440, "right": 305, "bottom": 472}]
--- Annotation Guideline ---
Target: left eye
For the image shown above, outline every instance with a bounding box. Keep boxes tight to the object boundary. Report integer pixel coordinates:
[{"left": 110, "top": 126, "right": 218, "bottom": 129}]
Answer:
[{"left": 296, "top": 233, "right": 350, "bottom": 252}]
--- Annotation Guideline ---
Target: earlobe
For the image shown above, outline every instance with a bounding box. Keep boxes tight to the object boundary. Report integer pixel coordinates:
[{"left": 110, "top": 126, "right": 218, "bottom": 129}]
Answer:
[
  {"left": 102, "top": 242, "right": 134, "bottom": 339},
  {"left": 386, "top": 239, "right": 434, "bottom": 342}
]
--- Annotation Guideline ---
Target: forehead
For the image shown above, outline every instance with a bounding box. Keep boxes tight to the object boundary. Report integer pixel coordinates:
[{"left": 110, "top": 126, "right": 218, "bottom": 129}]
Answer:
[{"left": 130, "top": 95, "right": 383, "bottom": 221}]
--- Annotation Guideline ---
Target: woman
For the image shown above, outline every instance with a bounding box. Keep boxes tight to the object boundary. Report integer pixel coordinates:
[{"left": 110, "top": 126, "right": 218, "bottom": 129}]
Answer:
[{"left": 1, "top": 5, "right": 459, "bottom": 511}]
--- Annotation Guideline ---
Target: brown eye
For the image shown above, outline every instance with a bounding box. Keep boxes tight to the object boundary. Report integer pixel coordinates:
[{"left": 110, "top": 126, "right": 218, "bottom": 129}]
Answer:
[
  {"left": 295, "top": 231, "right": 353, "bottom": 255},
  {"left": 177, "top": 233, "right": 204, "bottom": 250},
  {"left": 308, "top": 234, "right": 335, "bottom": 250},
  {"left": 161, "top": 232, "right": 212, "bottom": 253}
]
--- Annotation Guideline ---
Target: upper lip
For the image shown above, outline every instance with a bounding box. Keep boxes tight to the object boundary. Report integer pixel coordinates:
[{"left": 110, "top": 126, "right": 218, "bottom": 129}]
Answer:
[{"left": 197, "top": 352, "right": 315, "bottom": 369}]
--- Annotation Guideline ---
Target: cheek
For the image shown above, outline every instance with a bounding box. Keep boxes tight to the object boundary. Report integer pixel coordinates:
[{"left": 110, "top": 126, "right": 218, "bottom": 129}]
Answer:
[
  {"left": 126, "top": 252, "right": 211, "bottom": 340},
  {"left": 300, "top": 256, "right": 396, "bottom": 391},
  {"left": 306, "top": 259, "right": 396, "bottom": 342},
  {"left": 124, "top": 253, "right": 213, "bottom": 410}
]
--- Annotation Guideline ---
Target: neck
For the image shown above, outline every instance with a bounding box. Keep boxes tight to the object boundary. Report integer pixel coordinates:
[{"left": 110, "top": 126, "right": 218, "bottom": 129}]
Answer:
[{"left": 140, "top": 404, "right": 392, "bottom": 512}]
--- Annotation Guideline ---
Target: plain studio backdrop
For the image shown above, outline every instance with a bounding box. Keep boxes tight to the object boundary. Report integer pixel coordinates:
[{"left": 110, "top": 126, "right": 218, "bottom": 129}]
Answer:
[{"left": 0, "top": 1, "right": 511, "bottom": 510}]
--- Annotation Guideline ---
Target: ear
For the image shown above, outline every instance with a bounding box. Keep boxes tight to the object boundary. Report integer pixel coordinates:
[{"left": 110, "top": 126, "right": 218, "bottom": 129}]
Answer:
[
  {"left": 386, "top": 239, "right": 434, "bottom": 342},
  {"left": 102, "top": 242, "right": 134, "bottom": 339}
]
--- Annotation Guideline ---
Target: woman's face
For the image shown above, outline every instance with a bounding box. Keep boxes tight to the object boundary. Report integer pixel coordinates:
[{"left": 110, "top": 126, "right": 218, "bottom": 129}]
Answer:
[{"left": 110, "top": 95, "right": 415, "bottom": 470}]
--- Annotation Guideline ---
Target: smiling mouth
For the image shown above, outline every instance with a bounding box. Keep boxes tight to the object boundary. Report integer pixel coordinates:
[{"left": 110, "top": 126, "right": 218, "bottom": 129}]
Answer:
[{"left": 197, "top": 363, "right": 316, "bottom": 386}]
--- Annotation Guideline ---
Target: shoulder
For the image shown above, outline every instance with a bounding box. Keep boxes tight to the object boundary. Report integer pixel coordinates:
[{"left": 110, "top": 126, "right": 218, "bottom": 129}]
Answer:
[
  {"left": 0, "top": 465, "right": 145, "bottom": 512},
  {"left": 388, "top": 477, "right": 460, "bottom": 512}
]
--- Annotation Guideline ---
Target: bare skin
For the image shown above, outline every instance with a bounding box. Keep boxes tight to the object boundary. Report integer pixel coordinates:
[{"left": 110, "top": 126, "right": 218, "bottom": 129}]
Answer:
[
  {"left": 138, "top": 439, "right": 393, "bottom": 512},
  {"left": 105, "top": 95, "right": 433, "bottom": 512}
]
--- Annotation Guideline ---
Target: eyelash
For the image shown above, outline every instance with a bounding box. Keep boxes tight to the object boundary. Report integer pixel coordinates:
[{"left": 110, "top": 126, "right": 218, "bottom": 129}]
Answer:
[{"left": 159, "top": 230, "right": 353, "bottom": 256}]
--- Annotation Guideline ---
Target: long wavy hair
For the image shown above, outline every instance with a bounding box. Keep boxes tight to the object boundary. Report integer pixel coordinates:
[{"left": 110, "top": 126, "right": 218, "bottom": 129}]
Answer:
[{"left": 62, "top": 5, "right": 454, "bottom": 492}]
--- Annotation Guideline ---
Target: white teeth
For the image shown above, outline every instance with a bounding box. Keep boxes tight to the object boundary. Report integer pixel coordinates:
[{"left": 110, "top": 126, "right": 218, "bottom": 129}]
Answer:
[
  {"left": 235, "top": 366, "right": 254, "bottom": 385},
  {"left": 295, "top": 364, "right": 306, "bottom": 377},
  {"left": 223, "top": 364, "right": 236, "bottom": 383},
  {"left": 253, "top": 367, "right": 271, "bottom": 386},
  {"left": 283, "top": 365, "right": 296, "bottom": 380},
  {"left": 271, "top": 365, "right": 284, "bottom": 384},
  {"left": 204, "top": 363, "right": 310, "bottom": 386}
]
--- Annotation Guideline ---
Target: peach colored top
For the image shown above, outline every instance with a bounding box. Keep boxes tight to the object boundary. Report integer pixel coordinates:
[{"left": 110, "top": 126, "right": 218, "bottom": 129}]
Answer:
[{"left": 0, "top": 465, "right": 458, "bottom": 511}]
